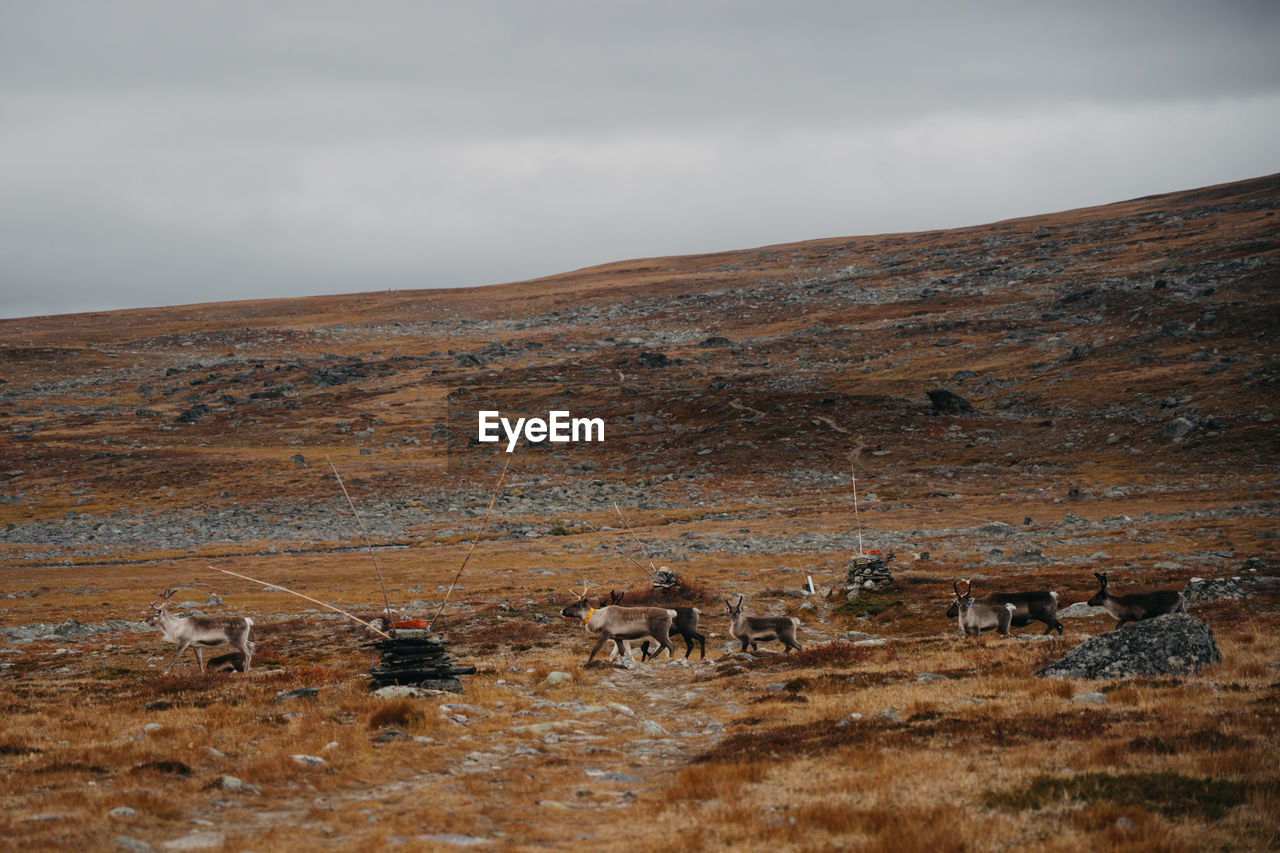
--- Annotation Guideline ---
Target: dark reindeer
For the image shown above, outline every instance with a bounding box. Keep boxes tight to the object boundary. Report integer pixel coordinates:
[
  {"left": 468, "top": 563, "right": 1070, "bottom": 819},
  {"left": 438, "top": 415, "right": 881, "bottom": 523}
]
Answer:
[
  {"left": 1087, "top": 572, "right": 1185, "bottom": 628},
  {"left": 945, "top": 588, "right": 1063, "bottom": 635}
]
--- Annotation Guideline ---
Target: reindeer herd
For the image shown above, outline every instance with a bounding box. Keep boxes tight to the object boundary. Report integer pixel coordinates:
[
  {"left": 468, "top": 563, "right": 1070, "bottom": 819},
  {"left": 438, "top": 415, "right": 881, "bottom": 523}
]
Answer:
[
  {"left": 553, "top": 571, "right": 1186, "bottom": 664},
  {"left": 140, "top": 571, "right": 1188, "bottom": 673}
]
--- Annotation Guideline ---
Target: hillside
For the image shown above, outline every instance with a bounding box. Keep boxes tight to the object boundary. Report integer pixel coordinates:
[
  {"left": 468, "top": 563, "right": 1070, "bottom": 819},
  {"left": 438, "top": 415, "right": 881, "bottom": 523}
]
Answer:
[{"left": 0, "top": 174, "right": 1277, "bottom": 851}]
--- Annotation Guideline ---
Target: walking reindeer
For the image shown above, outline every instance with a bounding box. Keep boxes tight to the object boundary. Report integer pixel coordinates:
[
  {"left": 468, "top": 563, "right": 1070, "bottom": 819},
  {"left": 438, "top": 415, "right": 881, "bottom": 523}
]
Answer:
[{"left": 145, "top": 588, "right": 254, "bottom": 673}]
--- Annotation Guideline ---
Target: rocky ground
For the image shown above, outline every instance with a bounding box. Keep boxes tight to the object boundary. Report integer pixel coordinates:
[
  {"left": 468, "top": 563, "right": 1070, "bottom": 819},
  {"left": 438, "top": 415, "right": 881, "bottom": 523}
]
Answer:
[{"left": 0, "top": 174, "right": 1277, "bottom": 850}]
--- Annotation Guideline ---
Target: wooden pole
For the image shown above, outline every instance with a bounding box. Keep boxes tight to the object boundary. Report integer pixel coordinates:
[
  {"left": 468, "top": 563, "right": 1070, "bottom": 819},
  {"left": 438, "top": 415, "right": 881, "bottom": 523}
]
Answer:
[
  {"left": 613, "top": 502, "right": 657, "bottom": 573},
  {"left": 326, "top": 455, "right": 396, "bottom": 631},
  {"left": 852, "top": 460, "right": 864, "bottom": 556},
  {"left": 217, "top": 567, "right": 391, "bottom": 639},
  {"left": 426, "top": 454, "right": 511, "bottom": 631},
  {"left": 578, "top": 516, "right": 656, "bottom": 579}
]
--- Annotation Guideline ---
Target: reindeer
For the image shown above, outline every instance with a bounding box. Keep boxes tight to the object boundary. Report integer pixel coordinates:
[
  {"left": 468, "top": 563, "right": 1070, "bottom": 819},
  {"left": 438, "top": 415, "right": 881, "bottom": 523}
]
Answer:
[
  {"left": 952, "top": 579, "right": 1016, "bottom": 638},
  {"left": 145, "top": 588, "right": 254, "bottom": 673},
  {"left": 724, "top": 595, "right": 802, "bottom": 653},
  {"left": 1087, "top": 572, "right": 1185, "bottom": 628},
  {"left": 604, "top": 590, "right": 707, "bottom": 660},
  {"left": 560, "top": 583, "right": 677, "bottom": 663},
  {"left": 945, "top": 588, "right": 1063, "bottom": 635},
  {"left": 205, "top": 643, "right": 256, "bottom": 673}
]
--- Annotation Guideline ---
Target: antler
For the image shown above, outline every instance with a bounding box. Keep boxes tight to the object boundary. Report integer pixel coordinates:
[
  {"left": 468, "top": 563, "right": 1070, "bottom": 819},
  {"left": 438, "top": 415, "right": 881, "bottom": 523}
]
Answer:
[{"left": 963, "top": 577, "right": 975, "bottom": 597}]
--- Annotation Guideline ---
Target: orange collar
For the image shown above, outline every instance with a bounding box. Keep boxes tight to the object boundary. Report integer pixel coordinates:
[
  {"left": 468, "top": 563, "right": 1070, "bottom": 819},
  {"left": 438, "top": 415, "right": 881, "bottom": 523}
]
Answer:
[{"left": 583, "top": 607, "right": 596, "bottom": 624}]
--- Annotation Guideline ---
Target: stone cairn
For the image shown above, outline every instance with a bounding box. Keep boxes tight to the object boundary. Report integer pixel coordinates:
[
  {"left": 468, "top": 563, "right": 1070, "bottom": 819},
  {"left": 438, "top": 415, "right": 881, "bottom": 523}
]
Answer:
[
  {"left": 844, "top": 552, "right": 894, "bottom": 598},
  {"left": 652, "top": 565, "right": 681, "bottom": 593},
  {"left": 368, "top": 629, "right": 475, "bottom": 693}
]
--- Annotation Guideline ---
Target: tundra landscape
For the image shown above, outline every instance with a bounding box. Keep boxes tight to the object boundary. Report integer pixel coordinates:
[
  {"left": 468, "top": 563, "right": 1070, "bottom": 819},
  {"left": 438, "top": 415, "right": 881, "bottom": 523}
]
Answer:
[{"left": 1, "top": 174, "right": 1278, "bottom": 851}]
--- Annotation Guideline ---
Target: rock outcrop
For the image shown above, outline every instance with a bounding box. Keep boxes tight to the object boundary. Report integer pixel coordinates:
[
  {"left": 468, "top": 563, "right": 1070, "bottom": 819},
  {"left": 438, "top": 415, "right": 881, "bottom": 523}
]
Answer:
[{"left": 1036, "top": 613, "right": 1221, "bottom": 680}]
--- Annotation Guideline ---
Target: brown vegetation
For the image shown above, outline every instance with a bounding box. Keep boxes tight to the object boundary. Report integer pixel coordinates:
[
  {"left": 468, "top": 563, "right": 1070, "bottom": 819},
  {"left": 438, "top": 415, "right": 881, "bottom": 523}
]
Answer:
[{"left": 0, "top": 174, "right": 1277, "bottom": 849}]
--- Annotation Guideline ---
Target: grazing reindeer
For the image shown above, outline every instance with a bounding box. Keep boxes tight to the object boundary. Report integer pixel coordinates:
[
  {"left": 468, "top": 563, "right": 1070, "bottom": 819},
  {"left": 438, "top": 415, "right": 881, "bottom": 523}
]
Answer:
[
  {"left": 602, "top": 590, "right": 706, "bottom": 660},
  {"left": 724, "top": 595, "right": 802, "bottom": 653},
  {"left": 952, "top": 579, "right": 1015, "bottom": 638},
  {"left": 560, "top": 584, "right": 678, "bottom": 663},
  {"left": 945, "top": 589, "right": 1063, "bottom": 635},
  {"left": 145, "top": 588, "right": 254, "bottom": 673},
  {"left": 1087, "top": 572, "right": 1185, "bottom": 628}
]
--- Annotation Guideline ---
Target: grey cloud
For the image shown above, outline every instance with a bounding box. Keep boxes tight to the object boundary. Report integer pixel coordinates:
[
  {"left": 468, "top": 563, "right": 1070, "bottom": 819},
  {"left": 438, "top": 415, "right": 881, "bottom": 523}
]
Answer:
[{"left": 1, "top": 2, "right": 1278, "bottom": 318}]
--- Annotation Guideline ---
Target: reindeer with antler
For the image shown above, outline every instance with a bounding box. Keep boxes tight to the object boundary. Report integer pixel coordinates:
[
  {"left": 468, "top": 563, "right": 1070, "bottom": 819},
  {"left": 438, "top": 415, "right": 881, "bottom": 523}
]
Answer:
[
  {"left": 952, "top": 578, "right": 1015, "bottom": 638},
  {"left": 144, "top": 588, "right": 255, "bottom": 673},
  {"left": 560, "top": 581, "right": 678, "bottom": 663}
]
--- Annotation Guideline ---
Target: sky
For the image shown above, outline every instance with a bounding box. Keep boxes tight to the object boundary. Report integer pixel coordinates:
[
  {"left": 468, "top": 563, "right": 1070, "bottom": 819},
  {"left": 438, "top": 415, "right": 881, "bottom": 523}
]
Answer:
[{"left": 1, "top": 1, "right": 1278, "bottom": 320}]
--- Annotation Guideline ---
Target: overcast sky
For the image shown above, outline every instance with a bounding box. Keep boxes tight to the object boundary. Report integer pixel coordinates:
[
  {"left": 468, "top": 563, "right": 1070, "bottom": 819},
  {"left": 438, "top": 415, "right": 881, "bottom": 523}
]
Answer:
[{"left": 1, "top": 2, "right": 1277, "bottom": 320}]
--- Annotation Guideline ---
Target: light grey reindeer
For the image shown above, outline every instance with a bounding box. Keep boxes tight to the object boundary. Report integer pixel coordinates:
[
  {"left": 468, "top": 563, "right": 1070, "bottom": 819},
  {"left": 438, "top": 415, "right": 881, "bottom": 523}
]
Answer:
[
  {"left": 1087, "top": 572, "right": 1185, "bottom": 629},
  {"left": 560, "top": 583, "right": 678, "bottom": 664},
  {"left": 724, "top": 595, "right": 802, "bottom": 653},
  {"left": 952, "top": 578, "right": 1016, "bottom": 638},
  {"left": 145, "top": 588, "right": 254, "bottom": 673}
]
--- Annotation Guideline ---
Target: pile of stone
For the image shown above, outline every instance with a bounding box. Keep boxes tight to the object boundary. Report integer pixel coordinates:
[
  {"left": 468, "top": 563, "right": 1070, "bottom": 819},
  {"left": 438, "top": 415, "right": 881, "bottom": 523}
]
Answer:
[
  {"left": 368, "top": 630, "right": 475, "bottom": 693},
  {"left": 652, "top": 566, "right": 681, "bottom": 592},
  {"left": 844, "top": 552, "right": 894, "bottom": 598}
]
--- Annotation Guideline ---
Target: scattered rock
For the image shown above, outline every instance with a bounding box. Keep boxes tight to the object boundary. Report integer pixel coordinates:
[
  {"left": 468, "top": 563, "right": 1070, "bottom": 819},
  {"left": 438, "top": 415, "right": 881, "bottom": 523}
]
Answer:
[
  {"left": 374, "top": 729, "right": 413, "bottom": 743},
  {"left": 1037, "top": 614, "right": 1222, "bottom": 680},
  {"left": 915, "top": 672, "right": 947, "bottom": 683},
  {"left": 1070, "top": 692, "right": 1107, "bottom": 705},
  {"left": 1161, "top": 417, "right": 1197, "bottom": 438},
  {"left": 173, "top": 404, "right": 212, "bottom": 424},
  {"left": 159, "top": 832, "right": 225, "bottom": 851},
  {"left": 274, "top": 687, "right": 319, "bottom": 702},
  {"left": 1183, "top": 575, "right": 1276, "bottom": 605},
  {"left": 216, "top": 775, "right": 250, "bottom": 792},
  {"left": 1057, "top": 601, "right": 1108, "bottom": 619},
  {"left": 290, "top": 754, "right": 328, "bottom": 768},
  {"left": 639, "top": 720, "right": 669, "bottom": 736},
  {"left": 113, "top": 837, "right": 154, "bottom": 853},
  {"left": 926, "top": 389, "right": 972, "bottom": 414},
  {"left": 372, "top": 685, "right": 431, "bottom": 699},
  {"left": 544, "top": 671, "right": 573, "bottom": 687},
  {"left": 413, "top": 834, "right": 492, "bottom": 847},
  {"left": 108, "top": 806, "right": 137, "bottom": 820}
]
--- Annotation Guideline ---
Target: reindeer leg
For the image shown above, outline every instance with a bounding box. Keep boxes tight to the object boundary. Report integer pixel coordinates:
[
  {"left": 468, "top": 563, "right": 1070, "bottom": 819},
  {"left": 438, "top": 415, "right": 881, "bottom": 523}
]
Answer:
[
  {"left": 195, "top": 647, "right": 206, "bottom": 672},
  {"left": 237, "top": 637, "right": 253, "bottom": 673},
  {"left": 165, "top": 640, "right": 191, "bottom": 672},
  {"left": 657, "top": 631, "right": 674, "bottom": 659},
  {"left": 587, "top": 634, "right": 609, "bottom": 663},
  {"left": 695, "top": 631, "right": 706, "bottom": 659}
]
